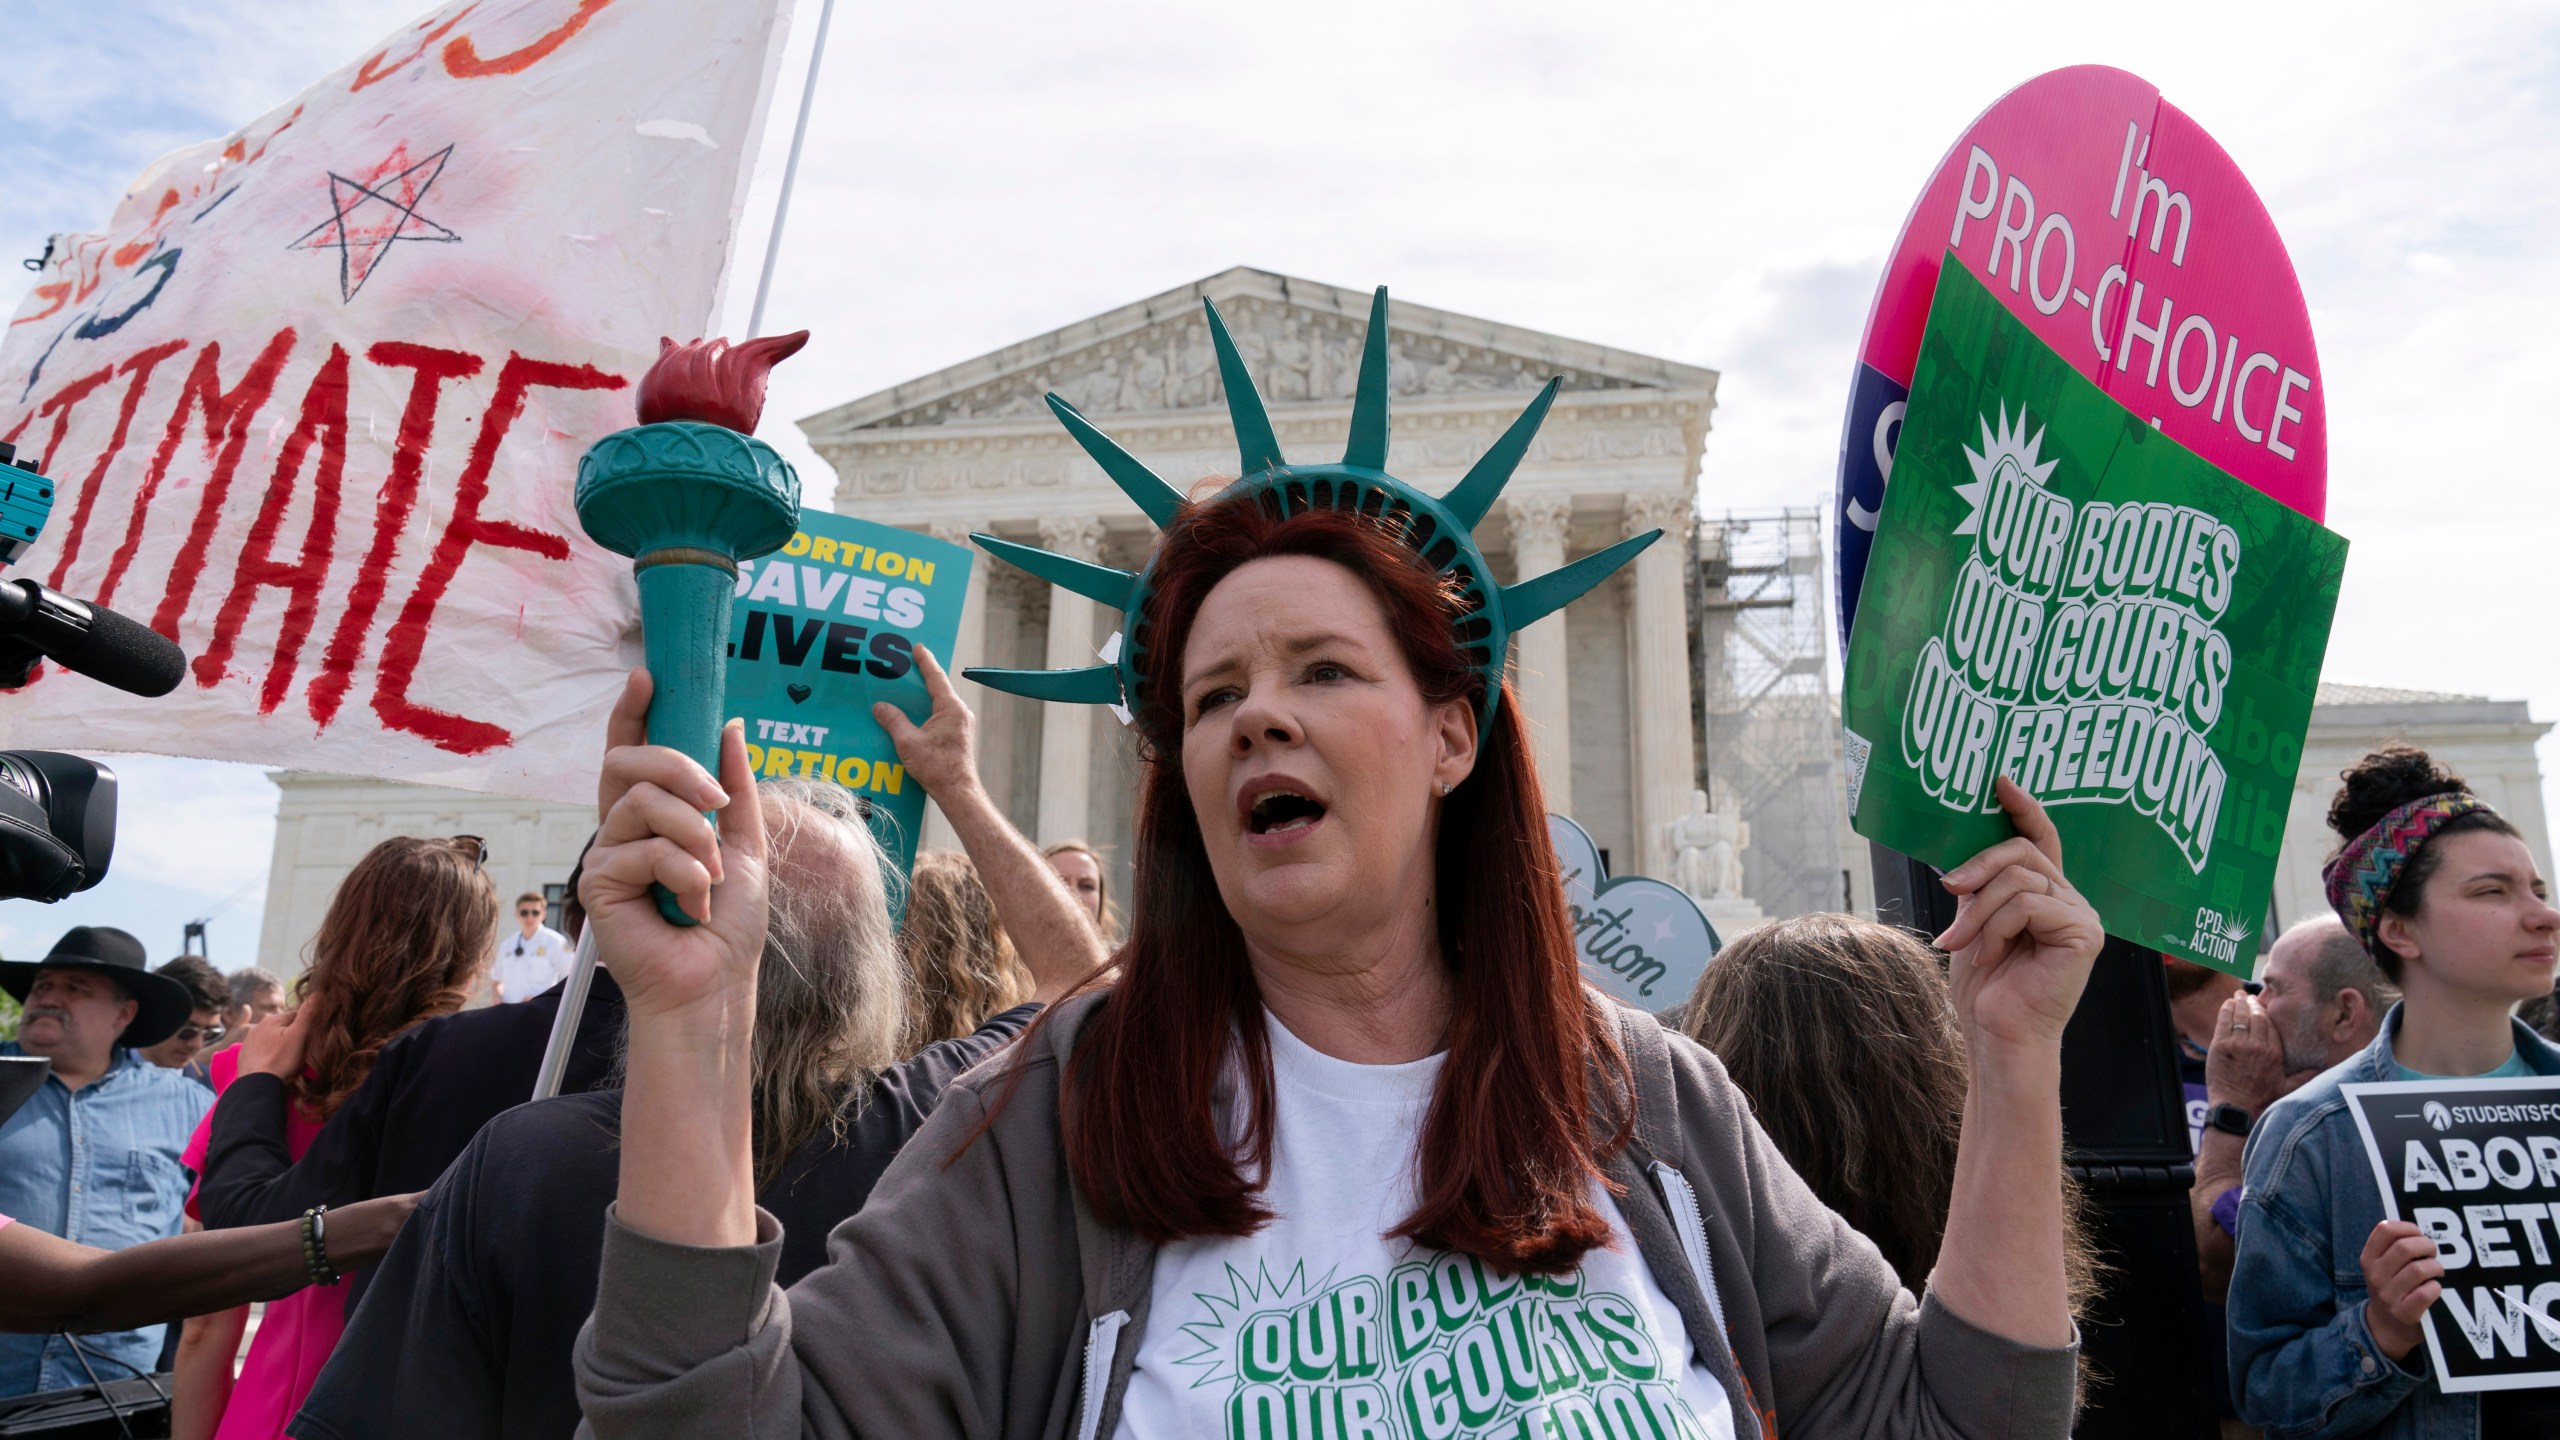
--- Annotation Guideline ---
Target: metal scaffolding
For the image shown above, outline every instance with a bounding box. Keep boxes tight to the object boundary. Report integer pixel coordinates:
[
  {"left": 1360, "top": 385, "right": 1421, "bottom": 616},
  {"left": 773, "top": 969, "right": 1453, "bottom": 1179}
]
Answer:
[{"left": 1690, "top": 508, "right": 1850, "bottom": 920}]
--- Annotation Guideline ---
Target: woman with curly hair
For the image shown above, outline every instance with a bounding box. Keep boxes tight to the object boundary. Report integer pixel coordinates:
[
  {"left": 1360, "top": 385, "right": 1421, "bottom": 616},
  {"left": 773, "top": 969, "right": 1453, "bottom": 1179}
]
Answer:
[
  {"left": 171, "top": 835, "right": 496, "bottom": 1440},
  {"left": 900, "top": 850, "right": 1037, "bottom": 1052},
  {"left": 2230, "top": 746, "right": 2560, "bottom": 1438}
]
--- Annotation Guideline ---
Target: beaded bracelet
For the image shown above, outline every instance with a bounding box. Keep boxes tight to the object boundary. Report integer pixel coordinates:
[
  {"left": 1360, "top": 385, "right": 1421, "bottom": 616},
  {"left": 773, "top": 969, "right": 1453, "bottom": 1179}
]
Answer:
[{"left": 300, "top": 1204, "right": 341, "bottom": 1286}]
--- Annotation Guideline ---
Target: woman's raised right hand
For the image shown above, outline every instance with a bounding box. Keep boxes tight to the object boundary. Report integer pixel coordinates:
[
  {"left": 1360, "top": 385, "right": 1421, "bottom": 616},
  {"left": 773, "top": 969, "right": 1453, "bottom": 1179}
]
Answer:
[{"left": 581, "top": 668, "right": 770, "bottom": 1023}]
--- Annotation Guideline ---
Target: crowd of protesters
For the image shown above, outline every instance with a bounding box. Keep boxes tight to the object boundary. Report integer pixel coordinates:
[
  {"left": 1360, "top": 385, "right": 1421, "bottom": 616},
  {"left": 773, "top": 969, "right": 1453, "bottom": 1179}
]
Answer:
[
  {"left": 0, "top": 528, "right": 2550, "bottom": 1438},
  {"left": 563, "top": 492, "right": 2092, "bottom": 1439}
]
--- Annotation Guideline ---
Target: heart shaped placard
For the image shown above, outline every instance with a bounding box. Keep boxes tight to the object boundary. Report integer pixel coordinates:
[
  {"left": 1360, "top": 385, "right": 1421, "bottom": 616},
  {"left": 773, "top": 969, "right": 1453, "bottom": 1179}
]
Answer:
[{"left": 1548, "top": 813, "right": 1721, "bottom": 1011}]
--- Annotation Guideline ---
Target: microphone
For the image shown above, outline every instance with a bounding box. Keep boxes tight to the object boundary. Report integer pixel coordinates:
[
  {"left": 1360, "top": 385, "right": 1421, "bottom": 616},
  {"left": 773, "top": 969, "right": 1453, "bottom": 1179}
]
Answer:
[{"left": 0, "top": 580, "right": 187, "bottom": 697}]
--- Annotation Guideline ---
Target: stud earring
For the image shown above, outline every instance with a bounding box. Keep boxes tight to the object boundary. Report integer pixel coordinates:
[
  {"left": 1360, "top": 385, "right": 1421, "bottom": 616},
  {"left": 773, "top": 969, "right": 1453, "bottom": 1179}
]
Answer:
[{"left": 1437, "top": 780, "right": 1450, "bottom": 798}]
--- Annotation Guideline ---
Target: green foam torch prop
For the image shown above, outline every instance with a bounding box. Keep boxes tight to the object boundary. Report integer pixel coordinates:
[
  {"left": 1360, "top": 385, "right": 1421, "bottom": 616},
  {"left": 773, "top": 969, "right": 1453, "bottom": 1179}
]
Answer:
[{"left": 574, "top": 331, "right": 809, "bottom": 924}]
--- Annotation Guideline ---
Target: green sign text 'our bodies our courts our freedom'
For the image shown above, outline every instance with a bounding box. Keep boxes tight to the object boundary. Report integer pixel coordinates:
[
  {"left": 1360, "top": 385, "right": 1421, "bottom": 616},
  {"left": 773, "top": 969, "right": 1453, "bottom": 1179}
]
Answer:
[{"left": 1843, "top": 261, "right": 2346, "bottom": 976}]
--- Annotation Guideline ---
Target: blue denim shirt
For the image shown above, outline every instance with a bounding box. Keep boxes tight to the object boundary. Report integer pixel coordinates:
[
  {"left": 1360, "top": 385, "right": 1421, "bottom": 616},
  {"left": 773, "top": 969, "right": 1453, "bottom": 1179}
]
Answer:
[
  {"left": 2228, "top": 1007, "right": 2560, "bottom": 1440},
  {"left": 0, "top": 1042, "right": 212, "bottom": 1396}
]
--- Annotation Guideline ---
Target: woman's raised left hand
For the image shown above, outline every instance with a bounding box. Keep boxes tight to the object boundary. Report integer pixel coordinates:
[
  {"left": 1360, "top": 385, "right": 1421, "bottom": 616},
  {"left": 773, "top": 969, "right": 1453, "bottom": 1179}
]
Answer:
[
  {"left": 873, "top": 646, "right": 980, "bottom": 804},
  {"left": 1935, "top": 777, "right": 2104, "bottom": 1061}
]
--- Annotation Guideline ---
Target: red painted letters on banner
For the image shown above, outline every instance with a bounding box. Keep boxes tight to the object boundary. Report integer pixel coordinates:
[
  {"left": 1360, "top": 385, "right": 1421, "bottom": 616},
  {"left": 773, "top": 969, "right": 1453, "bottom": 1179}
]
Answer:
[{"left": 0, "top": 0, "right": 791, "bottom": 801}]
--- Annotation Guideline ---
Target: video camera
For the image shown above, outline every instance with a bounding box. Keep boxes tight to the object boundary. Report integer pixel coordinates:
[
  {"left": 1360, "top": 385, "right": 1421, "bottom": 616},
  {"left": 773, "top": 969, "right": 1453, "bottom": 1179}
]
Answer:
[{"left": 0, "top": 751, "right": 112, "bottom": 902}]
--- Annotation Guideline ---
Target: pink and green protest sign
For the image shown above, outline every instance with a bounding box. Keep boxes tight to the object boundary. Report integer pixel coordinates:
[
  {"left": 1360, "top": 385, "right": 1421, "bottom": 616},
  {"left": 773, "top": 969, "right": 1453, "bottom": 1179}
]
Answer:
[
  {"left": 1836, "top": 65, "right": 2327, "bottom": 653},
  {"left": 1843, "top": 263, "right": 2344, "bottom": 975}
]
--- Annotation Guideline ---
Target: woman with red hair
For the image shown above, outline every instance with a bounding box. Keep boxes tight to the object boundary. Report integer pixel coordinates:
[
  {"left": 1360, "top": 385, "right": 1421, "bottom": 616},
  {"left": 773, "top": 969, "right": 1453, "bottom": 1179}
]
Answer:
[{"left": 574, "top": 293, "right": 2100, "bottom": 1439}]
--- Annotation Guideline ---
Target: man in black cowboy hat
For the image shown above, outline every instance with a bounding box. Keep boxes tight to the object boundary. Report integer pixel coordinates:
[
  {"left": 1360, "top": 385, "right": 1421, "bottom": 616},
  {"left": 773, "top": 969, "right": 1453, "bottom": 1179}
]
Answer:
[{"left": 0, "top": 927, "right": 214, "bottom": 1396}]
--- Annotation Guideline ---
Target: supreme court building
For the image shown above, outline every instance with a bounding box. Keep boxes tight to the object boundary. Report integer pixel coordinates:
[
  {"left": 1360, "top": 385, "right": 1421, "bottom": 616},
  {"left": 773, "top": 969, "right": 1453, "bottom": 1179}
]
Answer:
[
  {"left": 256, "top": 268, "right": 1722, "bottom": 970},
  {"left": 800, "top": 267, "right": 1720, "bottom": 896},
  {"left": 251, "top": 269, "right": 2557, "bottom": 980}
]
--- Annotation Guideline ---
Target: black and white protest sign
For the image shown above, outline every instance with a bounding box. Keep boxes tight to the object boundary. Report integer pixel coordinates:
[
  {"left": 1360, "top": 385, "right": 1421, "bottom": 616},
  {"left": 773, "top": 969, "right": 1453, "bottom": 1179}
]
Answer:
[{"left": 2342, "top": 1077, "right": 2560, "bottom": 1392}]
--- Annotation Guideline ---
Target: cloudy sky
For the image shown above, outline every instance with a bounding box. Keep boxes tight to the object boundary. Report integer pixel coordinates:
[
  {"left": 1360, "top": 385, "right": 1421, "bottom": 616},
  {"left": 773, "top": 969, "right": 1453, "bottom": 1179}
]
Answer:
[{"left": 1, "top": 0, "right": 2553, "bottom": 963}]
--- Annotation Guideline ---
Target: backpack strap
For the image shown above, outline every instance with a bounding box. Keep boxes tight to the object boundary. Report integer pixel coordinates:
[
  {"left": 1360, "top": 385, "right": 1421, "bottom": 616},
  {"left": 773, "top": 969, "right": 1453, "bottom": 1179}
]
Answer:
[
  {"left": 1604, "top": 999, "right": 1772, "bottom": 1434},
  {"left": 1608, "top": 995, "right": 1684, "bottom": 1168},
  {"left": 1049, "top": 992, "right": 1157, "bottom": 1440}
]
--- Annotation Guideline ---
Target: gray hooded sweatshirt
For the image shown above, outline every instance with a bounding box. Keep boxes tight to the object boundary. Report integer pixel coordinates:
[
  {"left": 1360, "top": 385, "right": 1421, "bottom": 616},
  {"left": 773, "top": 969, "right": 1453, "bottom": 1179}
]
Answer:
[{"left": 575, "top": 993, "right": 2079, "bottom": 1439}]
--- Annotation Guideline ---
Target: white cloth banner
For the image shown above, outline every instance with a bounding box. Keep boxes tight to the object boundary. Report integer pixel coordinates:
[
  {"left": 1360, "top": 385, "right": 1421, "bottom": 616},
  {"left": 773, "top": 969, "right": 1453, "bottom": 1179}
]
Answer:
[{"left": 0, "top": 0, "right": 792, "bottom": 802}]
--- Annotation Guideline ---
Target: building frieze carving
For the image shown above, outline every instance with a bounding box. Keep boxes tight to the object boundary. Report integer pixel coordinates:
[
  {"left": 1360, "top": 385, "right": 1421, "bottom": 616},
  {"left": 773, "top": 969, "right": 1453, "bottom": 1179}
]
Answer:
[
  {"left": 867, "top": 297, "right": 1654, "bottom": 430},
  {"left": 827, "top": 404, "right": 1704, "bottom": 503}
]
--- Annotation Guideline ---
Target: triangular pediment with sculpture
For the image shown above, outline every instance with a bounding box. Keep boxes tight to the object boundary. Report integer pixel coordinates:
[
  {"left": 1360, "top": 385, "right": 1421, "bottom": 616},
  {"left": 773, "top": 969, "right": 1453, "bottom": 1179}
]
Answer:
[{"left": 805, "top": 268, "right": 1714, "bottom": 437}]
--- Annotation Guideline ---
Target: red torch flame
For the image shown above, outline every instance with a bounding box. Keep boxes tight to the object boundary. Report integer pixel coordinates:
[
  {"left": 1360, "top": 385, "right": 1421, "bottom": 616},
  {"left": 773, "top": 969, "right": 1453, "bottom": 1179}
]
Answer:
[{"left": 634, "top": 331, "right": 811, "bottom": 434}]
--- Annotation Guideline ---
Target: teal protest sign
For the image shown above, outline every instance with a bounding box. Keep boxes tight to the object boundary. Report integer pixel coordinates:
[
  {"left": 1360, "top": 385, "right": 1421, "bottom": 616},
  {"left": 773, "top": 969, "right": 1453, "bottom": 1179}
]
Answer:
[
  {"left": 1843, "top": 261, "right": 2345, "bottom": 975},
  {"left": 725, "top": 511, "right": 971, "bottom": 882}
]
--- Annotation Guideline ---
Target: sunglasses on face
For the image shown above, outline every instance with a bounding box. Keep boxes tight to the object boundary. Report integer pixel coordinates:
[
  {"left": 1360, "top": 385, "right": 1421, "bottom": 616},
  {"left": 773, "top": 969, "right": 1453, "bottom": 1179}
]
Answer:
[
  {"left": 518, "top": 907, "right": 546, "bottom": 918},
  {"left": 171, "top": 1023, "right": 226, "bottom": 1045}
]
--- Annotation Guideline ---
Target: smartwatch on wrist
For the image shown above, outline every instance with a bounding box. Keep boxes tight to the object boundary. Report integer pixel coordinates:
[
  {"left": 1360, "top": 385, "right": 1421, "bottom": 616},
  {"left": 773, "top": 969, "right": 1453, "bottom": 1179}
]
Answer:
[{"left": 2205, "top": 1101, "right": 2254, "bottom": 1138}]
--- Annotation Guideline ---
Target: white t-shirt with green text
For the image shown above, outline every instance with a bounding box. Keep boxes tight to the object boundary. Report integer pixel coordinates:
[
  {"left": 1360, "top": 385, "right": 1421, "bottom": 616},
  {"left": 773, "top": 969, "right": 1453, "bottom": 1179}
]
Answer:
[{"left": 1113, "top": 1013, "right": 1735, "bottom": 1440}]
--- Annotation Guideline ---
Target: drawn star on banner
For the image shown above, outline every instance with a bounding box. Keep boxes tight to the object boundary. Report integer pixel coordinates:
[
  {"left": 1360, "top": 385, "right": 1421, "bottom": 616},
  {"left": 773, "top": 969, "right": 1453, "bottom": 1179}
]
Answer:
[{"left": 288, "top": 142, "right": 461, "bottom": 302}]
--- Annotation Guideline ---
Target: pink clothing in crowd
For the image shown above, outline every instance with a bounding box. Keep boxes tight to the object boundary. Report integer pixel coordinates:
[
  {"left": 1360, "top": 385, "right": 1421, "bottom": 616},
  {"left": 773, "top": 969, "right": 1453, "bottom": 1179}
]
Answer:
[{"left": 181, "top": 1047, "right": 344, "bottom": 1440}]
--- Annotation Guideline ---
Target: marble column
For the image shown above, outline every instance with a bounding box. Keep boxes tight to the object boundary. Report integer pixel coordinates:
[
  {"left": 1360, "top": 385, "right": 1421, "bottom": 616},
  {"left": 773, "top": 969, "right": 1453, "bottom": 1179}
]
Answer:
[
  {"left": 1623, "top": 489, "right": 1697, "bottom": 880},
  {"left": 1505, "top": 494, "right": 1576, "bottom": 817},
  {"left": 1035, "top": 515, "right": 1107, "bottom": 845},
  {"left": 918, "top": 518, "right": 991, "bottom": 855},
  {"left": 977, "top": 567, "right": 1042, "bottom": 831}
]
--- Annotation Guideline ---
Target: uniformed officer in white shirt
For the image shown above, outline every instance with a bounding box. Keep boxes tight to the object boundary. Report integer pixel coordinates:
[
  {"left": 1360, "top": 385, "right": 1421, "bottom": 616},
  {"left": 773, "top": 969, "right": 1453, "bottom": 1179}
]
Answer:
[{"left": 493, "top": 892, "right": 573, "bottom": 1003}]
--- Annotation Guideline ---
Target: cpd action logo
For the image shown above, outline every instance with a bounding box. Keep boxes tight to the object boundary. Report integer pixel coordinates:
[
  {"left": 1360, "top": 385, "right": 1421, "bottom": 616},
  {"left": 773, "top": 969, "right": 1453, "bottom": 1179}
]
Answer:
[{"left": 2423, "top": 1101, "right": 2454, "bottom": 1133}]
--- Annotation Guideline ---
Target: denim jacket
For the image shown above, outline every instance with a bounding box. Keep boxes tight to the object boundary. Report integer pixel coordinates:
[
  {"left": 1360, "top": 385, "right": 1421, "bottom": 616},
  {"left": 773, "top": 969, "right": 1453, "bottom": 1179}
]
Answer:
[
  {"left": 2227, "top": 1007, "right": 2560, "bottom": 1440},
  {"left": 0, "top": 1043, "right": 212, "bottom": 1395}
]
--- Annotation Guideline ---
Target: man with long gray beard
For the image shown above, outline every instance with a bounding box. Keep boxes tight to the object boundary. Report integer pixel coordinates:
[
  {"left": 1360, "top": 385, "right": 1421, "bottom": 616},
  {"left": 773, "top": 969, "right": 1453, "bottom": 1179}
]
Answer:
[{"left": 289, "top": 652, "right": 1102, "bottom": 1439}]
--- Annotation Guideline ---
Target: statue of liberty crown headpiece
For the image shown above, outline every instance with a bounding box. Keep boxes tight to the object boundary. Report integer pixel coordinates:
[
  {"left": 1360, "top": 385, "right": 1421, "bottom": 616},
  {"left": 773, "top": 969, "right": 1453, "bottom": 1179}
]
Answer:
[{"left": 962, "top": 287, "right": 1661, "bottom": 726}]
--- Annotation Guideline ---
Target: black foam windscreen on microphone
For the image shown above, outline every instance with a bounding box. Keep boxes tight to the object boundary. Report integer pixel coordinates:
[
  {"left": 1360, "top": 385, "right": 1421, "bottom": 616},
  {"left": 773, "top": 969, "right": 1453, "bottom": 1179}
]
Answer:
[{"left": 0, "top": 581, "right": 187, "bottom": 697}]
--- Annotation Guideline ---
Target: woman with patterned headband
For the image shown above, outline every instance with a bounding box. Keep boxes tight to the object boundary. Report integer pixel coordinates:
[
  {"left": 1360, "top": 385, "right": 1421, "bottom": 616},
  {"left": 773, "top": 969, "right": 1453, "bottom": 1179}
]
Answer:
[
  {"left": 2230, "top": 745, "right": 2560, "bottom": 1439},
  {"left": 573, "top": 289, "right": 2100, "bottom": 1439}
]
